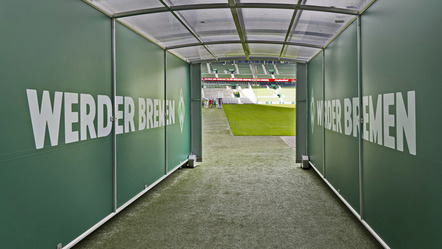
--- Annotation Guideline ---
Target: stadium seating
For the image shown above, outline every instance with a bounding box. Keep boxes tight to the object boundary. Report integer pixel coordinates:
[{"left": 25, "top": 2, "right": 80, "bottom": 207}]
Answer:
[
  {"left": 275, "top": 63, "right": 296, "bottom": 78},
  {"left": 201, "top": 63, "right": 211, "bottom": 73},
  {"left": 202, "top": 73, "right": 216, "bottom": 78},
  {"left": 239, "top": 98, "right": 254, "bottom": 104},
  {"left": 210, "top": 62, "right": 236, "bottom": 75},
  {"left": 252, "top": 88, "right": 281, "bottom": 103},
  {"left": 236, "top": 62, "right": 252, "bottom": 75},
  {"left": 253, "top": 88, "right": 276, "bottom": 96},
  {"left": 275, "top": 74, "right": 295, "bottom": 79},
  {"left": 277, "top": 88, "right": 296, "bottom": 103},
  {"left": 252, "top": 62, "right": 265, "bottom": 75},
  {"left": 263, "top": 63, "right": 276, "bottom": 75}
]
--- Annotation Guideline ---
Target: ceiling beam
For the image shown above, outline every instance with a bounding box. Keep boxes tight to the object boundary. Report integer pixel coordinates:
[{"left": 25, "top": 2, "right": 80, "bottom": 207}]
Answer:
[
  {"left": 158, "top": 0, "right": 218, "bottom": 60},
  {"left": 278, "top": 0, "right": 305, "bottom": 60},
  {"left": 228, "top": 0, "right": 249, "bottom": 60},
  {"left": 235, "top": 3, "right": 359, "bottom": 15},
  {"left": 191, "top": 56, "right": 307, "bottom": 64},
  {"left": 165, "top": 40, "right": 322, "bottom": 50},
  {"left": 113, "top": 3, "right": 358, "bottom": 19}
]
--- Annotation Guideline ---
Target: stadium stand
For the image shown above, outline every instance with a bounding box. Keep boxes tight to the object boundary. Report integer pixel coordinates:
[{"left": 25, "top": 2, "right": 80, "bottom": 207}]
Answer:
[
  {"left": 236, "top": 62, "right": 253, "bottom": 78},
  {"left": 201, "top": 61, "right": 296, "bottom": 104},
  {"left": 222, "top": 98, "right": 240, "bottom": 104},
  {"left": 201, "top": 63, "right": 210, "bottom": 73},
  {"left": 210, "top": 62, "right": 236, "bottom": 75},
  {"left": 239, "top": 98, "right": 254, "bottom": 104},
  {"left": 253, "top": 88, "right": 276, "bottom": 96},
  {"left": 253, "top": 62, "right": 265, "bottom": 75},
  {"left": 252, "top": 88, "right": 281, "bottom": 103},
  {"left": 263, "top": 63, "right": 276, "bottom": 75},
  {"left": 217, "top": 73, "right": 232, "bottom": 78},
  {"left": 202, "top": 73, "right": 216, "bottom": 77},
  {"left": 258, "top": 74, "right": 273, "bottom": 79},
  {"left": 240, "top": 88, "right": 257, "bottom": 103},
  {"left": 275, "top": 74, "right": 295, "bottom": 79},
  {"left": 277, "top": 88, "right": 296, "bottom": 103},
  {"left": 275, "top": 63, "right": 296, "bottom": 78}
]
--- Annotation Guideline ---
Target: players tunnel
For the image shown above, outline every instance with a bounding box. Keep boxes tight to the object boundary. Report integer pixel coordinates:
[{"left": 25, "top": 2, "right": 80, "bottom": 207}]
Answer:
[{"left": 1, "top": 0, "right": 441, "bottom": 248}]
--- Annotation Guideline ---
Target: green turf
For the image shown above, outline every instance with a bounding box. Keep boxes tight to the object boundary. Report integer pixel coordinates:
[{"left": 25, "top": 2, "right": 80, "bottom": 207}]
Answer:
[{"left": 222, "top": 104, "right": 296, "bottom": 136}]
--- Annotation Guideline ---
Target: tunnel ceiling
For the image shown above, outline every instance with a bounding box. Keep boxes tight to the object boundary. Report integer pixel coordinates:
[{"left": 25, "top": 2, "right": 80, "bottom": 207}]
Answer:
[{"left": 85, "top": 0, "right": 375, "bottom": 63}]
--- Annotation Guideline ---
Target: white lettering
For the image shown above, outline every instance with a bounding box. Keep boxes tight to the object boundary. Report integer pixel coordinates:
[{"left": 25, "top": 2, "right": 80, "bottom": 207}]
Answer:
[
  {"left": 80, "top": 94, "right": 97, "bottom": 141},
  {"left": 362, "top": 96, "right": 369, "bottom": 141},
  {"left": 97, "top": 95, "right": 112, "bottom": 138},
  {"left": 344, "top": 98, "right": 352, "bottom": 135},
  {"left": 369, "top": 95, "right": 382, "bottom": 145},
  {"left": 317, "top": 100, "right": 323, "bottom": 126},
  {"left": 352, "top": 97, "right": 359, "bottom": 138},
  {"left": 64, "top": 92, "right": 79, "bottom": 144},
  {"left": 396, "top": 91, "right": 416, "bottom": 155},
  {"left": 138, "top": 98, "right": 146, "bottom": 130},
  {"left": 154, "top": 99, "right": 159, "bottom": 128},
  {"left": 115, "top": 96, "right": 124, "bottom": 134},
  {"left": 383, "top": 93, "right": 395, "bottom": 149},
  {"left": 158, "top": 100, "right": 165, "bottom": 127},
  {"left": 26, "top": 89, "right": 62, "bottom": 149},
  {"left": 146, "top": 98, "right": 153, "bottom": 129},
  {"left": 336, "top": 99, "right": 342, "bottom": 133},
  {"left": 124, "top": 96, "right": 135, "bottom": 133}
]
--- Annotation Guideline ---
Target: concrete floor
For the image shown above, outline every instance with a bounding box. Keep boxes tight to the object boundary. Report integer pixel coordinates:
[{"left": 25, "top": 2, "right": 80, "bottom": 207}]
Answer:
[{"left": 73, "top": 108, "right": 382, "bottom": 249}]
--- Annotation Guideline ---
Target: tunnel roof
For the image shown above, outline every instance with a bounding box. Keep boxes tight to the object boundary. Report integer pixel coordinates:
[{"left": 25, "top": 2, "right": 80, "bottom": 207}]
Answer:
[{"left": 85, "top": 0, "right": 375, "bottom": 63}]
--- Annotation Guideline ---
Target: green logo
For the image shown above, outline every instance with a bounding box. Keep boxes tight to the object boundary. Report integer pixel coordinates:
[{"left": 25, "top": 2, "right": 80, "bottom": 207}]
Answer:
[{"left": 178, "top": 89, "right": 186, "bottom": 133}]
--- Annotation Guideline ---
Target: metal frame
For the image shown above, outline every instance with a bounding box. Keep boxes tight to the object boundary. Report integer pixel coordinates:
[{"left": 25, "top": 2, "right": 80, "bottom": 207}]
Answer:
[
  {"left": 278, "top": 0, "right": 304, "bottom": 60},
  {"left": 159, "top": 0, "right": 217, "bottom": 60},
  {"left": 164, "top": 50, "right": 168, "bottom": 174},
  {"left": 191, "top": 56, "right": 307, "bottom": 64},
  {"left": 84, "top": 0, "right": 370, "bottom": 63},
  {"left": 112, "top": 3, "right": 359, "bottom": 18},
  {"left": 322, "top": 50, "right": 326, "bottom": 177},
  {"left": 357, "top": 15, "right": 364, "bottom": 219},
  {"left": 166, "top": 40, "right": 322, "bottom": 50},
  {"left": 111, "top": 18, "right": 117, "bottom": 213},
  {"left": 228, "top": 0, "right": 249, "bottom": 60}
]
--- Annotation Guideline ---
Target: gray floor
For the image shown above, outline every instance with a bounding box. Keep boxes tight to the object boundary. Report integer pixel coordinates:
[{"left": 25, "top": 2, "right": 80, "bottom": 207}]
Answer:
[{"left": 74, "top": 108, "right": 382, "bottom": 249}]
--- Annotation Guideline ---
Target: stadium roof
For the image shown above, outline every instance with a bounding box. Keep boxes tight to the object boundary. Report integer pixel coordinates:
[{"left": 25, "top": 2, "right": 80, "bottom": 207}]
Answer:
[{"left": 85, "top": 0, "right": 375, "bottom": 63}]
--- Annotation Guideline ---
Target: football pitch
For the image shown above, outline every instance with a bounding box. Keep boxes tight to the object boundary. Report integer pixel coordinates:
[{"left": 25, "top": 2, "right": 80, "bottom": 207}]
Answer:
[{"left": 222, "top": 104, "right": 296, "bottom": 136}]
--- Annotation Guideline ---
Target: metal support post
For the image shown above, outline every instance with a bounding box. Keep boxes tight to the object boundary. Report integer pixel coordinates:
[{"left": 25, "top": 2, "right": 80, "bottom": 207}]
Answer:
[
  {"left": 111, "top": 18, "right": 117, "bottom": 212},
  {"left": 357, "top": 15, "right": 364, "bottom": 219}
]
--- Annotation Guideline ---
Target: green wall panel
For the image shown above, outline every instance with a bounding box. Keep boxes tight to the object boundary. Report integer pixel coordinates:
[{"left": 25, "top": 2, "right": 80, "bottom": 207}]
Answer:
[
  {"left": 361, "top": 0, "right": 442, "bottom": 247},
  {"left": 166, "top": 53, "right": 191, "bottom": 172},
  {"left": 0, "top": 0, "right": 112, "bottom": 248},
  {"left": 307, "top": 52, "right": 324, "bottom": 174},
  {"left": 116, "top": 23, "right": 165, "bottom": 207},
  {"left": 324, "top": 22, "right": 360, "bottom": 212}
]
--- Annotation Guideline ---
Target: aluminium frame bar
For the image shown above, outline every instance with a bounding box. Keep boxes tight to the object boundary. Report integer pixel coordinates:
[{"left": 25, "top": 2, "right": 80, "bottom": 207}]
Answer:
[
  {"left": 322, "top": 50, "right": 326, "bottom": 177},
  {"left": 278, "top": 0, "right": 306, "bottom": 60},
  {"left": 164, "top": 50, "right": 168, "bottom": 174},
  {"left": 191, "top": 56, "right": 306, "bottom": 64},
  {"left": 111, "top": 18, "right": 117, "bottom": 213},
  {"left": 113, "top": 3, "right": 358, "bottom": 19},
  {"left": 357, "top": 15, "right": 364, "bottom": 220},
  {"left": 159, "top": 0, "right": 218, "bottom": 61},
  {"left": 165, "top": 40, "right": 322, "bottom": 50},
  {"left": 228, "top": 0, "right": 250, "bottom": 60}
]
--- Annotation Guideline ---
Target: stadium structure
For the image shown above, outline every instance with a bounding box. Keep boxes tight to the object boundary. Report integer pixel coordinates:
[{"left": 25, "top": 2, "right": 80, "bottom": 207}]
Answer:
[
  {"left": 1, "top": 1, "right": 441, "bottom": 249},
  {"left": 201, "top": 61, "right": 296, "bottom": 104}
]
